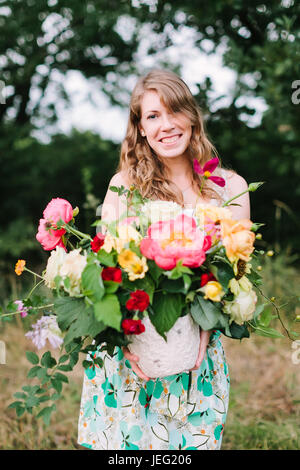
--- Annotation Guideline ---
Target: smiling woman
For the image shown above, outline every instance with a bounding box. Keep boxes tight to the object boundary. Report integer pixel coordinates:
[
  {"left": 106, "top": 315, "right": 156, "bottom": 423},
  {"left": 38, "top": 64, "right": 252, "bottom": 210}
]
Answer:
[{"left": 77, "top": 68, "right": 250, "bottom": 451}]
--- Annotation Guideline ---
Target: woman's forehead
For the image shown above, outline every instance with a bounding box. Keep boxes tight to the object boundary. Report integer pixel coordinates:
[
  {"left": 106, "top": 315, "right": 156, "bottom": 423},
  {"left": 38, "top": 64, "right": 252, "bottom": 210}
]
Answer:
[{"left": 140, "top": 89, "right": 169, "bottom": 115}]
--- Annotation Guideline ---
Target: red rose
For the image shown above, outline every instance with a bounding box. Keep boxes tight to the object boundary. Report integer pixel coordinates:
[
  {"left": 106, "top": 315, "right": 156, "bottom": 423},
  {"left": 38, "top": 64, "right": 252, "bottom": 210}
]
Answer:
[
  {"left": 121, "top": 318, "right": 145, "bottom": 335},
  {"left": 91, "top": 233, "right": 105, "bottom": 253},
  {"left": 200, "top": 272, "right": 216, "bottom": 287},
  {"left": 126, "top": 290, "right": 150, "bottom": 312},
  {"left": 101, "top": 267, "right": 122, "bottom": 283}
]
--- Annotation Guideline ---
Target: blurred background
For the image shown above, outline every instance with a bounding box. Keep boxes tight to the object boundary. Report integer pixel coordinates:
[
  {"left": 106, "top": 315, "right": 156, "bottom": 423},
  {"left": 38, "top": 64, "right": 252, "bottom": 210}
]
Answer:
[{"left": 0, "top": 0, "right": 299, "bottom": 450}]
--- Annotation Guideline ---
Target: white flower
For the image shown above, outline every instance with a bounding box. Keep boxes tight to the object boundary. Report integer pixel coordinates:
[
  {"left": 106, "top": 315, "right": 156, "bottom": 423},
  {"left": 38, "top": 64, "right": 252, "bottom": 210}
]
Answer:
[
  {"left": 223, "top": 289, "right": 257, "bottom": 325},
  {"left": 43, "top": 246, "right": 67, "bottom": 289},
  {"left": 141, "top": 200, "right": 182, "bottom": 224},
  {"left": 59, "top": 248, "right": 87, "bottom": 296},
  {"left": 25, "top": 315, "right": 64, "bottom": 350}
]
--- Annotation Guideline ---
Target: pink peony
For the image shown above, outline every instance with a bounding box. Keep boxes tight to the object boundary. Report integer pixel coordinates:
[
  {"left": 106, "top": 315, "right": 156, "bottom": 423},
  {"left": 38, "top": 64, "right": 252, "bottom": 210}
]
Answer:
[
  {"left": 36, "top": 198, "right": 74, "bottom": 251},
  {"left": 140, "top": 214, "right": 211, "bottom": 270}
]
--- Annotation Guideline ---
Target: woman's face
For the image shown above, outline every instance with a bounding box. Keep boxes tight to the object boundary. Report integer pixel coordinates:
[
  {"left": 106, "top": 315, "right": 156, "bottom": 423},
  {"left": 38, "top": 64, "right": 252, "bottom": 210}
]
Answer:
[{"left": 138, "top": 90, "right": 192, "bottom": 161}]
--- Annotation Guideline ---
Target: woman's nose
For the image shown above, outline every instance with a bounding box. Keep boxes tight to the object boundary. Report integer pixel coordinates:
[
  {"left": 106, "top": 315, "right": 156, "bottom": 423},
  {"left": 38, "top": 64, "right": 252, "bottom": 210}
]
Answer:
[{"left": 161, "top": 113, "right": 175, "bottom": 130}]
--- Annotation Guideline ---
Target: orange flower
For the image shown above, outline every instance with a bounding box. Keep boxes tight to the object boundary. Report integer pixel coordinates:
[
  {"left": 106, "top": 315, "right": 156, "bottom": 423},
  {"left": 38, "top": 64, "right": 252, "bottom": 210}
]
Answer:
[
  {"left": 15, "top": 259, "right": 26, "bottom": 276},
  {"left": 220, "top": 219, "right": 255, "bottom": 263}
]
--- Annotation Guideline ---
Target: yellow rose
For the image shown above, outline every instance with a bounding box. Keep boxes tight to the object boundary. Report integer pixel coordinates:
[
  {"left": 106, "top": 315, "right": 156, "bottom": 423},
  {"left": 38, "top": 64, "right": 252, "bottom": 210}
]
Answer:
[
  {"left": 220, "top": 219, "right": 255, "bottom": 263},
  {"left": 203, "top": 281, "right": 224, "bottom": 302}
]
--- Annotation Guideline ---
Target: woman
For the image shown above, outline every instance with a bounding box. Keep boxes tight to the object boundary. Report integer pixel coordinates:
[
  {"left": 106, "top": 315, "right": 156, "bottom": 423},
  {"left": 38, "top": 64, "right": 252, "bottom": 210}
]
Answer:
[{"left": 78, "top": 69, "right": 250, "bottom": 450}]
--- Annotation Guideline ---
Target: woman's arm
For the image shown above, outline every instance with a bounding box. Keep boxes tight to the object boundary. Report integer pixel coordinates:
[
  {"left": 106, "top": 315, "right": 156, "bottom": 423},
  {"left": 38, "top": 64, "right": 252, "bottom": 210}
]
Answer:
[
  {"left": 225, "top": 170, "right": 251, "bottom": 220},
  {"left": 100, "top": 171, "right": 130, "bottom": 225}
]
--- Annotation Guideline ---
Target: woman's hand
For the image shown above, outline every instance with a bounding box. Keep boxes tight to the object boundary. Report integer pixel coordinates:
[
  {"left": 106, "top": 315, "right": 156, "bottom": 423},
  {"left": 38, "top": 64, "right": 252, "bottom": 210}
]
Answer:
[
  {"left": 122, "top": 347, "right": 151, "bottom": 381},
  {"left": 189, "top": 329, "right": 212, "bottom": 371}
]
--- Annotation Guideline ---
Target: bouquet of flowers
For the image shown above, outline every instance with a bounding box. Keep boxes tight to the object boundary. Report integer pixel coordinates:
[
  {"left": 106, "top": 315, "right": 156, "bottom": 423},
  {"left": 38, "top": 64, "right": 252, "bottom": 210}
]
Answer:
[{"left": 3, "top": 158, "right": 291, "bottom": 424}]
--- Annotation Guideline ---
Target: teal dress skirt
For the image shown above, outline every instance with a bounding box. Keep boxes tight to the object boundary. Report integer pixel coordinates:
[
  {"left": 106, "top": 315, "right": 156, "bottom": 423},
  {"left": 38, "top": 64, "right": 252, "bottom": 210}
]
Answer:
[{"left": 77, "top": 330, "right": 230, "bottom": 450}]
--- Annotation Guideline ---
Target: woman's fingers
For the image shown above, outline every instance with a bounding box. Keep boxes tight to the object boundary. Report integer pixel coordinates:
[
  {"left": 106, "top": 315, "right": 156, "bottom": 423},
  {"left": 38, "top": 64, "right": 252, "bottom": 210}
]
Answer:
[
  {"left": 122, "top": 347, "right": 139, "bottom": 363},
  {"left": 122, "top": 347, "right": 150, "bottom": 381},
  {"left": 189, "top": 330, "right": 211, "bottom": 371}
]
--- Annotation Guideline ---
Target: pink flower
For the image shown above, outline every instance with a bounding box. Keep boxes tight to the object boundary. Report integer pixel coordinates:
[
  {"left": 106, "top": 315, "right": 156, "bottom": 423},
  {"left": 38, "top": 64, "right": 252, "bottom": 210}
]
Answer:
[
  {"left": 193, "top": 157, "right": 225, "bottom": 187},
  {"left": 140, "top": 214, "right": 211, "bottom": 270},
  {"left": 36, "top": 198, "right": 74, "bottom": 251},
  {"left": 14, "top": 300, "right": 31, "bottom": 318}
]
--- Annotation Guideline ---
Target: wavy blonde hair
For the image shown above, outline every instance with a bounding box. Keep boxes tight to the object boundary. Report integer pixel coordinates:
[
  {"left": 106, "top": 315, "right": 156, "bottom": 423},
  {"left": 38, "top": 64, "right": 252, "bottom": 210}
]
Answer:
[{"left": 118, "top": 68, "right": 222, "bottom": 205}]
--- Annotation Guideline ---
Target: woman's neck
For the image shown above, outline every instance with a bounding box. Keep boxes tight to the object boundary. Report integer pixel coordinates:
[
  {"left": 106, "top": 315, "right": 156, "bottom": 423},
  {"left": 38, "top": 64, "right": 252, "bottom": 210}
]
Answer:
[{"left": 163, "top": 154, "right": 192, "bottom": 183}]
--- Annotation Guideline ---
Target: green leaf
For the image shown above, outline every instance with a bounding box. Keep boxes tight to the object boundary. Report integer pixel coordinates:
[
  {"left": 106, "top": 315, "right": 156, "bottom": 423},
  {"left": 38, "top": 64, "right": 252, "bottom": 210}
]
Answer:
[
  {"left": 147, "top": 260, "right": 164, "bottom": 284},
  {"left": 103, "top": 280, "right": 120, "bottom": 294},
  {"left": 122, "top": 274, "right": 155, "bottom": 303},
  {"left": 51, "top": 379, "right": 62, "bottom": 393},
  {"left": 27, "top": 366, "right": 42, "bottom": 378},
  {"left": 58, "top": 355, "right": 69, "bottom": 364},
  {"left": 25, "top": 351, "right": 39, "bottom": 365},
  {"left": 257, "top": 307, "right": 273, "bottom": 327},
  {"left": 253, "top": 326, "right": 285, "bottom": 338},
  {"left": 25, "top": 396, "right": 40, "bottom": 408},
  {"left": 210, "top": 262, "right": 234, "bottom": 292},
  {"left": 54, "top": 297, "right": 106, "bottom": 345},
  {"left": 97, "top": 249, "right": 117, "bottom": 267},
  {"left": 41, "top": 351, "right": 57, "bottom": 368},
  {"left": 164, "top": 261, "right": 193, "bottom": 280},
  {"left": 53, "top": 372, "right": 68, "bottom": 383},
  {"left": 16, "top": 406, "right": 26, "bottom": 417},
  {"left": 36, "top": 405, "right": 56, "bottom": 426},
  {"left": 94, "top": 294, "right": 122, "bottom": 331},
  {"left": 149, "top": 293, "right": 184, "bottom": 338},
  {"left": 13, "top": 392, "right": 27, "bottom": 400},
  {"left": 226, "top": 322, "right": 250, "bottom": 340},
  {"left": 81, "top": 263, "right": 105, "bottom": 302},
  {"left": 57, "top": 364, "right": 73, "bottom": 372},
  {"left": 190, "top": 295, "right": 231, "bottom": 335}
]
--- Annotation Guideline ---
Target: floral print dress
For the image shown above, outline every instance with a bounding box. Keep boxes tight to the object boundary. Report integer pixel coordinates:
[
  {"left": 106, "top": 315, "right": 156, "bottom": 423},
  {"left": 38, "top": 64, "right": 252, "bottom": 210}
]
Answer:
[{"left": 77, "top": 172, "right": 230, "bottom": 450}]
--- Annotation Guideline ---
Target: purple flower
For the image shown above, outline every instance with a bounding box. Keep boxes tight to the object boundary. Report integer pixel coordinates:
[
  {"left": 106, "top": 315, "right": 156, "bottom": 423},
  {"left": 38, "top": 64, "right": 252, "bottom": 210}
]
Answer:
[
  {"left": 25, "top": 315, "right": 64, "bottom": 350},
  {"left": 14, "top": 300, "right": 30, "bottom": 318}
]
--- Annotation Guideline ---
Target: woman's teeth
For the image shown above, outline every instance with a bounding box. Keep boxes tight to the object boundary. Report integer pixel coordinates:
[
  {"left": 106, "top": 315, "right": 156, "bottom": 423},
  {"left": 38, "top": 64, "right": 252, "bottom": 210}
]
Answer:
[{"left": 161, "top": 135, "right": 181, "bottom": 143}]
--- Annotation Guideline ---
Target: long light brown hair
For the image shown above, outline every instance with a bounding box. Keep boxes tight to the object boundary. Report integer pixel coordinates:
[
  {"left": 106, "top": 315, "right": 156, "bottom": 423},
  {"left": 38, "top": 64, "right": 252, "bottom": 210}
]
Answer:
[{"left": 118, "top": 68, "right": 223, "bottom": 205}]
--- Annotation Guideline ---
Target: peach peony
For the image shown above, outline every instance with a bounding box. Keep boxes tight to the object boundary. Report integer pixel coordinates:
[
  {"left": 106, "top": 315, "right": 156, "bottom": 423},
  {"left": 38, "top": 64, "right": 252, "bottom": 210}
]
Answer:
[
  {"left": 140, "top": 214, "right": 211, "bottom": 270},
  {"left": 220, "top": 218, "right": 255, "bottom": 263}
]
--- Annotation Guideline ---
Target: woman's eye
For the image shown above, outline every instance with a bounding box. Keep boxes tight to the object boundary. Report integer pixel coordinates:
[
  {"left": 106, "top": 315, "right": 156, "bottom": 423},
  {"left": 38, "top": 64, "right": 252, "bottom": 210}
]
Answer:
[{"left": 147, "top": 114, "right": 157, "bottom": 120}]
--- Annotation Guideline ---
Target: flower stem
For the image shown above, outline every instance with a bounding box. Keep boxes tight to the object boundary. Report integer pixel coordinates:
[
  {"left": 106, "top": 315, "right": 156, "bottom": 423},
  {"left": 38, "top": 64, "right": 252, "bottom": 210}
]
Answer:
[
  {"left": 26, "top": 279, "right": 44, "bottom": 299},
  {"left": 222, "top": 188, "right": 250, "bottom": 208},
  {"left": 63, "top": 223, "right": 92, "bottom": 241},
  {"left": 255, "top": 285, "right": 294, "bottom": 341},
  {"left": 24, "top": 267, "right": 43, "bottom": 279}
]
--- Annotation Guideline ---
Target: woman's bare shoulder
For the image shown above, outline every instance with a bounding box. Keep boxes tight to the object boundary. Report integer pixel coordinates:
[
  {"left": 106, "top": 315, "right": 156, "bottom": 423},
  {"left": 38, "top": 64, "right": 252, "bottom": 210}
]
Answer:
[
  {"left": 222, "top": 168, "right": 248, "bottom": 194},
  {"left": 109, "top": 171, "right": 130, "bottom": 189}
]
